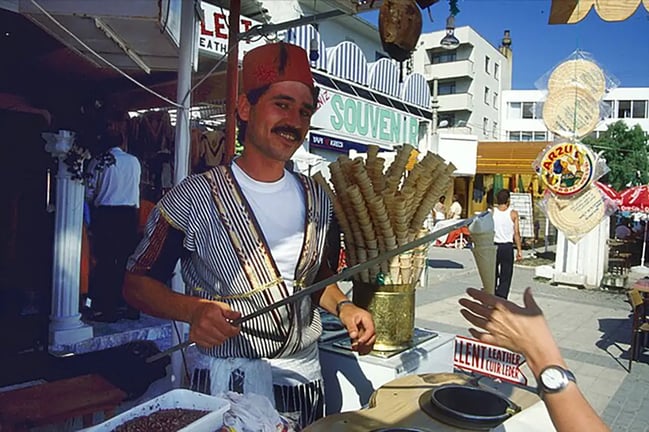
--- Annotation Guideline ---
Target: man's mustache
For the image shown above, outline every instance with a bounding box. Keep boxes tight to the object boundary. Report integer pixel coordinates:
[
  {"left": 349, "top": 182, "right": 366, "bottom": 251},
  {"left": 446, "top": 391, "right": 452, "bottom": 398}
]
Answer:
[{"left": 271, "top": 125, "right": 302, "bottom": 140}]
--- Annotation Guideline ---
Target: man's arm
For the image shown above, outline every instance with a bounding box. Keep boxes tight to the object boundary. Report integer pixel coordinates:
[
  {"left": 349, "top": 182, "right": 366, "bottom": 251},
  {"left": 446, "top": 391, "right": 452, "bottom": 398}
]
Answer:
[
  {"left": 311, "top": 257, "right": 376, "bottom": 355},
  {"left": 512, "top": 209, "right": 523, "bottom": 261},
  {"left": 123, "top": 207, "right": 240, "bottom": 348},
  {"left": 123, "top": 273, "right": 240, "bottom": 348}
]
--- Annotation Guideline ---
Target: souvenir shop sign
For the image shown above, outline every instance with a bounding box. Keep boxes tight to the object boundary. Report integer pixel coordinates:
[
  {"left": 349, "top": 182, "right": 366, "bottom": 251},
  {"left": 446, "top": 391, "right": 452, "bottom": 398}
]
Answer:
[
  {"left": 454, "top": 336, "right": 528, "bottom": 385},
  {"left": 311, "top": 89, "right": 422, "bottom": 148},
  {"left": 198, "top": 3, "right": 266, "bottom": 58}
]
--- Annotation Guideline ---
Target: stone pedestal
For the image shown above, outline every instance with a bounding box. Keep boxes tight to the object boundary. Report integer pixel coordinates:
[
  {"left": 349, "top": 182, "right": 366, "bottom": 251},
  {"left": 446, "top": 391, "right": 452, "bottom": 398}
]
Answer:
[
  {"left": 553, "top": 218, "right": 609, "bottom": 288},
  {"left": 43, "top": 130, "right": 93, "bottom": 351}
]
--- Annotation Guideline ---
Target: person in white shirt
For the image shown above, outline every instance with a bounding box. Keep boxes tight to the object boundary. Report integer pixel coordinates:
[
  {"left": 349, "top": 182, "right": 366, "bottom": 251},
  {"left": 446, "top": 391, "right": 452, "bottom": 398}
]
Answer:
[
  {"left": 86, "top": 111, "right": 141, "bottom": 322},
  {"left": 447, "top": 194, "right": 462, "bottom": 220},
  {"left": 493, "top": 189, "right": 523, "bottom": 299}
]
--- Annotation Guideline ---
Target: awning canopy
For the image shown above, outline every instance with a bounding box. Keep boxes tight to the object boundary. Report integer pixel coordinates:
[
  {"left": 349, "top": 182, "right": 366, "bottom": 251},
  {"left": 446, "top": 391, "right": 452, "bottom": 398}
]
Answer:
[{"left": 476, "top": 141, "right": 549, "bottom": 175}]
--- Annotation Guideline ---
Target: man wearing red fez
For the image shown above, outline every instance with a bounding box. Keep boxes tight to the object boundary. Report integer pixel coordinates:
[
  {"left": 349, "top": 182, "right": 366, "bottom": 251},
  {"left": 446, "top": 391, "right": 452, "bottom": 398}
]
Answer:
[{"left": 124, "top": 42, "right": 375, "bottom": 428}]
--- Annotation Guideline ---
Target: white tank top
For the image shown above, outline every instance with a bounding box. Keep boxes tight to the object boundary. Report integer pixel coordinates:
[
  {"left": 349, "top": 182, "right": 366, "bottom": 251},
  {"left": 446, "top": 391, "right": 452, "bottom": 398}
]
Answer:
[{"left": 493, "top": 207, "right": 514, "bottom": 243}]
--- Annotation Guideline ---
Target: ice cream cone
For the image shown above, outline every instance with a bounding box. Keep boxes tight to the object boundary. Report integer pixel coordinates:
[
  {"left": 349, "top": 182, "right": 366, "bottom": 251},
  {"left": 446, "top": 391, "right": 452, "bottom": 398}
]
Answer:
[
  {"left": 471, "top": 245, "right": 497, "bottom": 295},
  {"left": 471, "top": 231, "right": 494, "bottom": 247}
]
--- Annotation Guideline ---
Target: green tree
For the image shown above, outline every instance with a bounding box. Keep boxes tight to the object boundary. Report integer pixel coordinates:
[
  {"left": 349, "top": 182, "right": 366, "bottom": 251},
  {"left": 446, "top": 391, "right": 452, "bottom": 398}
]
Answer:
[{"left": 583, "top": 121, "right": 649, "bottom": 191}]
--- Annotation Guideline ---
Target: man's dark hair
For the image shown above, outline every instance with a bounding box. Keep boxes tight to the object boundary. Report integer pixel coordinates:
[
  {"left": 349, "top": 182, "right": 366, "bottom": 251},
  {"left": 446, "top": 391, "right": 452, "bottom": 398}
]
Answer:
[
  {"left": 236, "top": 85, "right": 320, "bottom": 145},
  {"left": 496, "top": 188, "right": 511, "bottom": 205},
  {"left": 439, "top": 195, "right": 446, "bottom": 202}
]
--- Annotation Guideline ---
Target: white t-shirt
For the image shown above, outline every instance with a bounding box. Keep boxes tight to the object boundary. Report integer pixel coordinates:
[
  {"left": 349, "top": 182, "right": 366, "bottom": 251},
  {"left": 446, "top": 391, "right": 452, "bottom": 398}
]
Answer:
[{"left": 230, "top": 162, "right": 321, "bottom": 386}]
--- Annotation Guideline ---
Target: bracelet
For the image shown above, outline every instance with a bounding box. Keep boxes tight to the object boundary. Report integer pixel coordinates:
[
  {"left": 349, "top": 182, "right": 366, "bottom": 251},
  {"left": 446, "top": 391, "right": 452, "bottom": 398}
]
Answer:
[{"left": 335, "top": 300, "right": 354, "bottom": 317}]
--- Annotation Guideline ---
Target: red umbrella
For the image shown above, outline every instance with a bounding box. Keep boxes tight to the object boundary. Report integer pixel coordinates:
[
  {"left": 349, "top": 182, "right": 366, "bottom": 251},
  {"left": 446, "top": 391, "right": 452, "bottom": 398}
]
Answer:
[
  {"left": 619, "top": 185, "right": 649, "bottom": 212},
  {"left": 619, "top": 184, "right": 649, "bottom": 268},
  {"left": 594, "top": 181, "right": 620, "bottom": 202}
]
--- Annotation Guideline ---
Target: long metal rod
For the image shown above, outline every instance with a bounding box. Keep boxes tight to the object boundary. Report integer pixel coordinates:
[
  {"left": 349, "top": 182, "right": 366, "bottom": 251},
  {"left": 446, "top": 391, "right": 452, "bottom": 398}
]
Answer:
[
  {"left": 146, "top": 212, "right": 486, "bottom": 363},
  {"left": 223, "top": 0, "right": 240, "bottom": 163}
]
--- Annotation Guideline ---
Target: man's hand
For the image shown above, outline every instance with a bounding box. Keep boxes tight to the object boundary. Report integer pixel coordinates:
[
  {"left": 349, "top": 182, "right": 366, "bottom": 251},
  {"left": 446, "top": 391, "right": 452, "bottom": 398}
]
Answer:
[
  {"left": 338, "top": 304, "right": 376, "bottom": 355},
  {"left": 188, "top": 300, "right": 242, "bottom": 349},
  {"left": 516, "top": 250, "right": 523, "bottom": 261}
]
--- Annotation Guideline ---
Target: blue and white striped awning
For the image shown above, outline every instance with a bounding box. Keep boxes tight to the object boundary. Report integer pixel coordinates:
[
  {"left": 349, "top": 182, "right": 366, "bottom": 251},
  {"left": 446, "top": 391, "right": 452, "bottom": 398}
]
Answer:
[
  {"left": 368, "top": 58, "right": 401, "bottom": 98},
  {"left": 401, "top": 73, "right": 430, "bottom": 109},
  {"left": 283, "top": 24, "right": 327, "bottom": 71},
  {"left": 326, "top": 41, "right": 368, "bottom": 85}
]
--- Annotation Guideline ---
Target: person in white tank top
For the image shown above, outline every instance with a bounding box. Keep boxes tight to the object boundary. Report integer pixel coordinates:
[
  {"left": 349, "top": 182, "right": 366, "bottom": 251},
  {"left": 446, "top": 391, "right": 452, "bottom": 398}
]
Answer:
[{"left": 493, "top": 189, "right": 523, "bottom": 299}]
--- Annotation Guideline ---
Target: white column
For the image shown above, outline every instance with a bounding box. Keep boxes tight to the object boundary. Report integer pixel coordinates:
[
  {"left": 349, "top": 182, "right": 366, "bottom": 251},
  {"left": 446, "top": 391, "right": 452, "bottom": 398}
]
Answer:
[{"left": 43, "top": 130, "right": 93, "bottom": 350}]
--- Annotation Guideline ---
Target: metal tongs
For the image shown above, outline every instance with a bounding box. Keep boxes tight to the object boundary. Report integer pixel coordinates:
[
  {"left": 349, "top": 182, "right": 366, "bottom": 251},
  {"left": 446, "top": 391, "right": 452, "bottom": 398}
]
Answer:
[{"left": 146, "top": 212, "right": 488, "bottom": 363}]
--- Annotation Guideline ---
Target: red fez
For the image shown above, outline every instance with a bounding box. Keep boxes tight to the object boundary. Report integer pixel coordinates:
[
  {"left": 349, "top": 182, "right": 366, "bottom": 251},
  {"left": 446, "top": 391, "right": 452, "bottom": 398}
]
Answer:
[{"left": 242, "top": 42, "right": 314, "bottom": 93}]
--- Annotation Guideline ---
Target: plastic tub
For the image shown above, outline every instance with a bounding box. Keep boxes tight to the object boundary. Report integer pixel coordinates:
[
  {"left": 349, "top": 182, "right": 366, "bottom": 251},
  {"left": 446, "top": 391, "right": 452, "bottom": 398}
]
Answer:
[{"left": 81, "top": 388, "right": 230, "bottom": 432}]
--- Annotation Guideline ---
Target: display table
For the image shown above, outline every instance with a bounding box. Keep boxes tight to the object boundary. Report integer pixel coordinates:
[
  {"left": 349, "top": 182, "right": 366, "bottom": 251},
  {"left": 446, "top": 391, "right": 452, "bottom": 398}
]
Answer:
[
  {"left": 305, "top": 373, "right": 554, "bottom": 431},
  {"left": 319, "top": 329, "right": 455, "bottom": 414}
]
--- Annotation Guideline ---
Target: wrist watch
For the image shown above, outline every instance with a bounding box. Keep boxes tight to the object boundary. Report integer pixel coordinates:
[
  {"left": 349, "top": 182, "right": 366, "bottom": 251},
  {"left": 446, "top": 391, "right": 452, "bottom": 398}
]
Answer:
[{"left": 538, "top": 365, "right": 576, "bottom": 396}]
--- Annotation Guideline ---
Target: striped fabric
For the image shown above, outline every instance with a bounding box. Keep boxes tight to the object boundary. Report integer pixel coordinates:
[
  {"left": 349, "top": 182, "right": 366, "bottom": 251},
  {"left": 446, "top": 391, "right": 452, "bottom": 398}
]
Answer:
[
  {"left": 129, "top": 165, "right": 331, "bottom": 359},
  {"left": 402, "top": 72, "right": 431, "bottom": 109},
  {"left": 368, "top": 58, "right": 401, "bottom": 98},
  {"left": 326, "top": 41, "right": 368, "bottom": 85},
  {"left": 283, "top": 25, "right": 327, "bottom": 71}
]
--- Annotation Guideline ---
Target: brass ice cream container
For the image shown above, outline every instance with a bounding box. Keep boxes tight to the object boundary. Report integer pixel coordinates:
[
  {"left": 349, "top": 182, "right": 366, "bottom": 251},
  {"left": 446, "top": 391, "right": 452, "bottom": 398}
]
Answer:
[{"left": 353, "top": 281, "right": 415, "bottom": 351}]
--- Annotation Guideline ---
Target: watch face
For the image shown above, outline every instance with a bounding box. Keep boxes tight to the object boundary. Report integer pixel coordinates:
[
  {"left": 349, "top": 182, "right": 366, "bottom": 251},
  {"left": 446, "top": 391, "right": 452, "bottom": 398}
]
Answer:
[{"left": 542, "top": 367, "right": 565, "bottom": 390}]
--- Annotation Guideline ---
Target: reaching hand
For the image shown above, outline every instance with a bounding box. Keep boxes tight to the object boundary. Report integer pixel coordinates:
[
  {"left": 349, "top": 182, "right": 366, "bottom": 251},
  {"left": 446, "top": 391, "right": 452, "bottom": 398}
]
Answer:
[
  {"left": 458, "top": 287, "right": 553, "bottom": 359},
  {"left": 188, "top": 300, "right": 242, "bottom": 349},
  {"left": 339, "top": 304, "right": 376, "bottom": 355}
]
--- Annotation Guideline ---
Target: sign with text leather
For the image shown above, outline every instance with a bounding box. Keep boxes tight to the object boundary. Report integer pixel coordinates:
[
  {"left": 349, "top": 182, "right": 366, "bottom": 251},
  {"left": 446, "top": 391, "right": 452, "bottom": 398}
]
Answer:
[{"left": 453, "top": 335, "right": 528, "bottom": 385}]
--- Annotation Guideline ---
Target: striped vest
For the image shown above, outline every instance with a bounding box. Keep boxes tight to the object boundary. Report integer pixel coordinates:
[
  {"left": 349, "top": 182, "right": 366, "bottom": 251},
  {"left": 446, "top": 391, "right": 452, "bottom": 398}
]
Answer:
[{"left": 157, "top": 165, "right": 330, "bottom": 359}]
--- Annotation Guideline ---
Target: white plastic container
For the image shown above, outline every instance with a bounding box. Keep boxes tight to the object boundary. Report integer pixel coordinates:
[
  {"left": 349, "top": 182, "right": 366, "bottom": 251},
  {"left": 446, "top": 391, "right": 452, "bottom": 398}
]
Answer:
[{"left": 81, "top": 389, "right": 230, "bottom": 432}]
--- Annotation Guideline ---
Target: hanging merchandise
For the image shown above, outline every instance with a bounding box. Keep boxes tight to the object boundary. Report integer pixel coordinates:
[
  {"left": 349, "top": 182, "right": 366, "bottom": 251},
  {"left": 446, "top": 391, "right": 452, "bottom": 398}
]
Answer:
[
  {"left": 533, "top": 50, "right": 619, "bottom": 242},
  {"left": 378, "top": 0, "right": 423, "bottom": 62}
]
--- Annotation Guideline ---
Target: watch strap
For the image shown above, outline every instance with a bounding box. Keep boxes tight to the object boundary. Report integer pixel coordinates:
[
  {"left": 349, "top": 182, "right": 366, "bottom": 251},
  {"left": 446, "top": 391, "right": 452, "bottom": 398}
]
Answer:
[{"left": 335, "top": 299, "right": 354, "bottom": 317}]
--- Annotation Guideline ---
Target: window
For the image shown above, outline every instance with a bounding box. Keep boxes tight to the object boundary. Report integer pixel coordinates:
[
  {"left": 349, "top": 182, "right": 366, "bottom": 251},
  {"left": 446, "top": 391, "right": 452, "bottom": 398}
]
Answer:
[
  {"left": 632, "top": 100, "right": 647, "bottom": 118},
  {"left": 484, "top": 87, "right": 490, "bottom": 105},
  {"left": 522, "top": 102, "right": 536, "bottom": 119},
  {"left": 508, "top": 102, "right": 522, "bottom": 119},
  {"left": 494, "top": 63, "right": 500, "bottom": 80},
  {"left": 521, "top": 131, "right": 533, "bottom": 141},
  {"left": 493, "top": 121, "right": 498, "bottom": 138},
  {"left": 618, "top": 100, "right": 631, "bottom": 118},
  {"left": 439, "top": 113, "right": 455, "bottom": 127},
  {"left": 483, "top": 117, "right": 488, "bottom": 135},
  {"left": 431, "top": 50, "right": 457, "bottom": 64},
  {"left": 602, "top": 100, "right": 614, "bottom": 118},
  {"left": 534, "top": 131, "right": 547, "bottom": 141},
  {"left": 438, "top": 81, "right": 456, "bottom": 95},
  {"left": 485, "top": 56, "right": 490, "bottom": 74},
  {"left": 508, "top": 131, "right": 521, "bottom": 141},
  {"left": 493, "top": 92, "right": 498, "bottom": 109}
]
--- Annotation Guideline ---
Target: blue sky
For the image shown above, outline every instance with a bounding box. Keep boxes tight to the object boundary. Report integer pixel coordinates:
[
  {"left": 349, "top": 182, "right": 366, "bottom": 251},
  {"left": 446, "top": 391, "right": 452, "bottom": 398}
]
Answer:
[{"left": 359, "top": 1, "right": 648, "bottom": 89}]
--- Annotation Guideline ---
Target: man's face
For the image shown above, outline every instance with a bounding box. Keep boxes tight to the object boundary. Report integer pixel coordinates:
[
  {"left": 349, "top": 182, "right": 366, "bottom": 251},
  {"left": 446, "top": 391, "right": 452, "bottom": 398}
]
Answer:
[{"left": 238, "top": 81, "right": 315, "bottom": 162}]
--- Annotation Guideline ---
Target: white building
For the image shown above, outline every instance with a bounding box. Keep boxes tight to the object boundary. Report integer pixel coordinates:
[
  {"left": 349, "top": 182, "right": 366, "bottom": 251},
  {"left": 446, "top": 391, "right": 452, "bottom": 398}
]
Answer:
[
  {"left": 412, "top": 26, "right": 513, "bottom": 140},
  {"left": 501, "top": 88, "right": 649, "bottom": 141}
]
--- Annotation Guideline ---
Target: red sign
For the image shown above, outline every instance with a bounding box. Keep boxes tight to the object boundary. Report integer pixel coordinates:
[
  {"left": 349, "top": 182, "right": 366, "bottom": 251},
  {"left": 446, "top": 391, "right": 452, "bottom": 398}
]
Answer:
[
  {"left": 198, "top": 3, "right": 265, "bottom": 57},
  {"left": 453, "top": 336, "right": 527, "bottom": 385}
]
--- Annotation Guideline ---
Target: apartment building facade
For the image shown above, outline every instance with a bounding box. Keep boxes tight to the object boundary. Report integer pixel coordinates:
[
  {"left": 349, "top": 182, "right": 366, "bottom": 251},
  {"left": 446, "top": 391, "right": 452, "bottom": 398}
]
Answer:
[
  {"left": 412, "top": 26, "right": 513, "bottom": 140},
  {"left": 501, "top": 88, "right": 649, "bottom": 141}
]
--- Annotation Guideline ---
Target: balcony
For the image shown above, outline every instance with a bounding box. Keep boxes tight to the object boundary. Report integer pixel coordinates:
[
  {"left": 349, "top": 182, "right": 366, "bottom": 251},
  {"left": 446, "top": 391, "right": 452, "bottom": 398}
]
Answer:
[
  {"left": 438, "top": 93, "right": 474, "bottom": 112},
  {"left": 424, "top": 59, "right": 474, "bottom": 80}
]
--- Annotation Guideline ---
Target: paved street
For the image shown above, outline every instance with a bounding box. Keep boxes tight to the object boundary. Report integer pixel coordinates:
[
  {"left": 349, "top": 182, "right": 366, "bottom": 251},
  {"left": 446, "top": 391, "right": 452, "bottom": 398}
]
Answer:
[{"left": 416, "top": 246, "right": 649, "bottom": 432}]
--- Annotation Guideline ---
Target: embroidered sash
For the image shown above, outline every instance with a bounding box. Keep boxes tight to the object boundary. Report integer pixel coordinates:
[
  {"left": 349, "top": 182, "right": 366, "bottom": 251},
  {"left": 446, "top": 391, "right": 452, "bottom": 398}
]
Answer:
[{"left": 203, "top": 166, "right": 329, "bottom": 358}]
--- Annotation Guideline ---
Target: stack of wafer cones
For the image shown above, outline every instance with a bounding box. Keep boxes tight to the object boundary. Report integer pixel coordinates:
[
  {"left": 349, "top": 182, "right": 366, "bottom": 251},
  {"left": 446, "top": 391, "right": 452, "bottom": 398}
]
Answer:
[
  {"left": 468, "top": 212, "right": 497, "bottom": 295},
  {"left": 313, "top": 144, "right": 455, "bottom": 287}
]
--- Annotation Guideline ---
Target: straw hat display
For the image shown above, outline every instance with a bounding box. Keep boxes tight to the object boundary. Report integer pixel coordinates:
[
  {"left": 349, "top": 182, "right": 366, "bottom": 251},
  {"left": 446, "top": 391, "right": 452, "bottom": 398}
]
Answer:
[{"left": 313, "top": 144, "right": 455, "bottom": 286}]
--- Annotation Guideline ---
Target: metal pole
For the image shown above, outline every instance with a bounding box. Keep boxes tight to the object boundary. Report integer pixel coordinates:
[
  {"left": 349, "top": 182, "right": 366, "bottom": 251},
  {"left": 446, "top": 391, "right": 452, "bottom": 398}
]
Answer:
[
  {"left": 170, "top": 0, "right": 196, "bottom": 388},
  {"left": 224, "top": 0, "right": 240, "bottom": 163},
  {"left": 173, "top": 0, "right": 195, "bottom": 184},
  {"left": 431, "top": 78, "right": 439, "bottom": 135}
]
